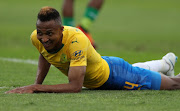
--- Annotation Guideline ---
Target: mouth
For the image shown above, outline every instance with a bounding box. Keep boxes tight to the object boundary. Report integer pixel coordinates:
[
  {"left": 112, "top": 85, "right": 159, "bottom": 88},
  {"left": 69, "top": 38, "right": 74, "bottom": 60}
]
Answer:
[{"left": 42, "top": 41, "right": 52, "bottom": 49}]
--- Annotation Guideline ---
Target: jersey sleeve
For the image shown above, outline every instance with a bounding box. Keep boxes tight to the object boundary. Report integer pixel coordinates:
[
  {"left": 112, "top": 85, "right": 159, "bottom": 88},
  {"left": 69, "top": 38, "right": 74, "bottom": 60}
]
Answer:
[
  {"left": 30, "top": 30, "right": 40, "bottom": 50},
  {"left": 68, "top": 34, "right": 89, "bottom": 67}
]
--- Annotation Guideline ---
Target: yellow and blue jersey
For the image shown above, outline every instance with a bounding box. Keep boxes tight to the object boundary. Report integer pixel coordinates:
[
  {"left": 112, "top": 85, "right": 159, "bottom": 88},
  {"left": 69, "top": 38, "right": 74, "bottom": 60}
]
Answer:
[{"left": 30, "top": 26, "right": 110, "bottom": 89}]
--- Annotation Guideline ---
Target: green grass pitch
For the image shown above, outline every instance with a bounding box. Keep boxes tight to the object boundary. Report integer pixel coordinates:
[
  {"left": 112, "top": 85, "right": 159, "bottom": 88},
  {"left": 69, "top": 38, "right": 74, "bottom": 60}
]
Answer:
[{"left": 0, "top": 0, "right": 180, "bottom": 111}]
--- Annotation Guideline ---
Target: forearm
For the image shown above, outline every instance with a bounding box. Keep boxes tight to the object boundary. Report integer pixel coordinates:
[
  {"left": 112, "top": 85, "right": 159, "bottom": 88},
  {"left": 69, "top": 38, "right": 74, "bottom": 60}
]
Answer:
[
  {"left": 35, "top": 54, "right": 51, "bottom": 84},
  {"left": 34, "top": 83, "right": 82, "bottom": 93},
  {"left": 34, "top": 66, "right": 86, "bottom": 93},
  {"left": 35, "top": 65, "right": 50, "bottom": 84}
]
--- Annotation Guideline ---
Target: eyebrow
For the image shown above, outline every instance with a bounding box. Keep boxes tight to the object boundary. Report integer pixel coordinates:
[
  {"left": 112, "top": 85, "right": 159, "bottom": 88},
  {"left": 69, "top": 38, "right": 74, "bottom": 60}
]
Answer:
[
  {"left": 46, "top": 29, "right": 53, "bottom": 31},
  {"left": 37, "top": 29, "right": 53, "bottom": 31}
]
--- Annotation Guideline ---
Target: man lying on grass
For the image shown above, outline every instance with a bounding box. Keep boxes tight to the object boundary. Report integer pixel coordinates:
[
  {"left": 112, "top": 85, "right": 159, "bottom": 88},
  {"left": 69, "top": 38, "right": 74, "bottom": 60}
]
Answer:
[{"left": 6, "top": 6, "right": 180, "bottom": 93}]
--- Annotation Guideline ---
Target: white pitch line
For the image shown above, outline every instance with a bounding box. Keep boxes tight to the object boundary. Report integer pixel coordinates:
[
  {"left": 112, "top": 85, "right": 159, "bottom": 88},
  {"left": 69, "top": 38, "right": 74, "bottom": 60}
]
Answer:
[
  {"left": 0, "top": 86, "right": 7, "bottom": 89},
  {"left": 0, "top": 86, "right": 15, "bottom": 89},
  {"left": 0, "top": 57, "right": 38, "bottom": 65}
]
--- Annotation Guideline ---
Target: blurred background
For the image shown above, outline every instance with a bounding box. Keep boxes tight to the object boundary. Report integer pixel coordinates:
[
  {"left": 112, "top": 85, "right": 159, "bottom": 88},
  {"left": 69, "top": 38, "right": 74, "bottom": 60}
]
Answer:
[
  {"left": 0, "top": 0, "right": 180, "bottom": 66},
  {"left": 0, "top": 1, "right": 180, "bottom": 110}
]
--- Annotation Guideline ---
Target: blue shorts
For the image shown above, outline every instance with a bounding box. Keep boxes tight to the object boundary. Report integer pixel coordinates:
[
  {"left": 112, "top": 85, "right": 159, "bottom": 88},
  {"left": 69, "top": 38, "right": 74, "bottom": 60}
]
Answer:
[{"left": 97, "top": 56, "right": 161, "bottom": 90}]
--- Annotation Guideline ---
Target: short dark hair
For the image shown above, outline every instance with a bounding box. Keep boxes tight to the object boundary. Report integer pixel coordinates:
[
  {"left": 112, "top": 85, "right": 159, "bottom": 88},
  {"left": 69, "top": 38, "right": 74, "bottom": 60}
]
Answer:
[{"left": 37, "top": 6, "right": 62, "bottom": 24}]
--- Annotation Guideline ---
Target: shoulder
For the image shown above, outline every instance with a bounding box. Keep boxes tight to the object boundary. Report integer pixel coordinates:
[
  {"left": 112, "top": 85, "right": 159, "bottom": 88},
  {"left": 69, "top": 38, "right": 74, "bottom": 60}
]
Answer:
[
  {"left": 63, "top": 26, "right": 80, "bottom": 32},
  {"left": 63, "top": 26, "right": 85, "bottom": 39},
  {"left": 30, "top": 30, "right": 37, "bottom": 41},
  {"left": 30, "top": 30, "right": 40, "bottom": 47},
  {"left": 63, "top": 26, "right": 89, "bottom": 46},
  {"left": 69, "top": 33, "right": 89, "bottom": 49}
]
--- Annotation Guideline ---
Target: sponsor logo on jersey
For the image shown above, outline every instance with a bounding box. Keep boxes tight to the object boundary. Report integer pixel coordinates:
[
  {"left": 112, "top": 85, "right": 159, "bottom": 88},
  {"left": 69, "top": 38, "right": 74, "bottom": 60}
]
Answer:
[
  {"left": 73, "top": 50, "right": 83, "bottom": 57},
  {"left": 72, "top": 50, "right": 84, "bottom": 60}
]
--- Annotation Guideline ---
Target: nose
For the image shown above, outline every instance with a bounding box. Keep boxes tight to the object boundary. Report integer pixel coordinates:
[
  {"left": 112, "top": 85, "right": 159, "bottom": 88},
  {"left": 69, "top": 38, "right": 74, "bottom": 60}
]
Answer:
[{"left": 41, "top": 37, "right": 49, "bottom": 43}]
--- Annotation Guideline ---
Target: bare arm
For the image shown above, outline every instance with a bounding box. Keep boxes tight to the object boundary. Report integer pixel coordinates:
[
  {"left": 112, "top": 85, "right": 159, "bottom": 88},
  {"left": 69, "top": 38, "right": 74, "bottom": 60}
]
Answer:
[
  {"left": 34, "top": 66, "right": 86, "bottom": 93},
  {"left": 35, "top": 54, "right": 51, "bottom": 84},
  {"left": 6, "top": 66, "right": 86, "bottom": 93}
]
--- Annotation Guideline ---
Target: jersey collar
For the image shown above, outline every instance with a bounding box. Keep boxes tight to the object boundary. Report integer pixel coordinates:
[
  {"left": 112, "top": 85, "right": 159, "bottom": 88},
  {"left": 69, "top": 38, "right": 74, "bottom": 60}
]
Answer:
[{"left": 47, "top": 44, "right": 64, "bottom": 54}]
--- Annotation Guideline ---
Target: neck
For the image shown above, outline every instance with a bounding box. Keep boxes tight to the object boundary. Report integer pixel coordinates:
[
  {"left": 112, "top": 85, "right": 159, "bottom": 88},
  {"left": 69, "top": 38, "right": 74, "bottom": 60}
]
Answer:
[{"left": 47, "top": 34, "right": 64, "bottom": 54}]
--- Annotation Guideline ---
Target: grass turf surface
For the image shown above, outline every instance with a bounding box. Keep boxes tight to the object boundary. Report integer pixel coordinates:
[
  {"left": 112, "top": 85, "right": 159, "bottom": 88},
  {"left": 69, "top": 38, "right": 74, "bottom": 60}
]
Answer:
[{"left": 1, "top": 0, "right": 180, "bottom": 111}]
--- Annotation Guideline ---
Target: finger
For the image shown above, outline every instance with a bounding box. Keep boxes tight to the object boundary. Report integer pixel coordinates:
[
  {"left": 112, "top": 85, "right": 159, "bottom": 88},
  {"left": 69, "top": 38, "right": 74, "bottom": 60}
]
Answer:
[{"left": 5, "top": 88, "right": 22, "bottom": 94}]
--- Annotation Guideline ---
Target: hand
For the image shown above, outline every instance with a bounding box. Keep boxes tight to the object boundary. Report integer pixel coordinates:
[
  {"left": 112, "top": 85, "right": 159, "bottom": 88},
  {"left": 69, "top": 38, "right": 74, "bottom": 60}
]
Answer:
[{"left": 5, "top": 85, "right": 37, "bottom": 94}]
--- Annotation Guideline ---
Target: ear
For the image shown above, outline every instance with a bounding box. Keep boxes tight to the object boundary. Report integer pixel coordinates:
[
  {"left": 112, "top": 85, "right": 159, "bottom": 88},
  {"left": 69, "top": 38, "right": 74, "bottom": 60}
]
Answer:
[
  {"left": 60, "top": 26, "right": 64, "bottom": 31},
  {"left": 59, "top": 26, "right": 64, "bottom": 36}
]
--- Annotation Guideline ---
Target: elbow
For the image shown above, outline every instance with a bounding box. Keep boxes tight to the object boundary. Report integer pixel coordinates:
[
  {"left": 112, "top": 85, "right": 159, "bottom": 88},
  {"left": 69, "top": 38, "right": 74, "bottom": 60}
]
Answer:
[
  {"left": 71, "top": 86, "right": 82, "bottom": 93},
  {"left": 73, "top": 88, "right": 82, "bottom": 93}
]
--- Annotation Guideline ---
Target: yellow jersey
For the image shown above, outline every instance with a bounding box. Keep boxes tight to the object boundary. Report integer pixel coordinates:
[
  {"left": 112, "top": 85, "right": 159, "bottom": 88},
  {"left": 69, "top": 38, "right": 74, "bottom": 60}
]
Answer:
[{"left": 30, "top": 26, "right": 110, "bottom": 89}]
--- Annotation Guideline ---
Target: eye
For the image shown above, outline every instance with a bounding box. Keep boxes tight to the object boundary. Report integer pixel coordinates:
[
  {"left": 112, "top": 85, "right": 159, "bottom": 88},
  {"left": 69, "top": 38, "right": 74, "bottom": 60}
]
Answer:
[
  {"left": 37, "top": 31, "right": 43, "bottom": 36},
  {"left": 46, "top": 31, "right": 53, "bottom": 36}
]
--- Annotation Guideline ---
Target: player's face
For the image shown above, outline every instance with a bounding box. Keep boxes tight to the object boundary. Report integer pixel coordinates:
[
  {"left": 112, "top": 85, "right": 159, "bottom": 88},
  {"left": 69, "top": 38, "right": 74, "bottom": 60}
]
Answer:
[{"left": 36, "top": 19, "right": 64, "bottom": 52}]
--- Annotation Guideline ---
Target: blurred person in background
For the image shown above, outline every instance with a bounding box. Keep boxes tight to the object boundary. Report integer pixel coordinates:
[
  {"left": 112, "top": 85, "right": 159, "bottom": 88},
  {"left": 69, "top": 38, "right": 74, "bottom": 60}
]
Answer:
[{"left": 62, "top": 0, "right": 105, "bottom": 49}]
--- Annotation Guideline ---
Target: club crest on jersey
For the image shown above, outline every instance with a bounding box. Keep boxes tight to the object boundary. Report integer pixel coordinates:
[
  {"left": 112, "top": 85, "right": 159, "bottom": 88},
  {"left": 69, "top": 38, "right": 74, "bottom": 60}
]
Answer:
[
  {"left": 72, "top": 50, "right": 84, "bottom": 60},
  {"left": 60, "top": 53, "right": 68, "bottom": 63}
]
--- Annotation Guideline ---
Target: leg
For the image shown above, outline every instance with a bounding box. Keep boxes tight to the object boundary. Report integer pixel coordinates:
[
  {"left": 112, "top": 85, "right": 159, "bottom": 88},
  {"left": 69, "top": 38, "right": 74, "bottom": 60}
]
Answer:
[
  {"left": 62, "top": 0, "right": 75, "bottom": 26},
  {"left": 101, "top": 56, "right": 159, "bottom": 90},
  {"left": 79, "top": 0, "right": 104, "bottom": 30},
  {"left": 132, "top": 60, "right": 168, "bottom": 73},
  {"left": 132, "top": 52, "right": 177, "bottom": 77},
  {"left": 77, "top": 0, "right": 105, "bottom": 49},
  {"left": 88, "top": 0, "right": 104, "bottom": 10},
  {"left": 160, "top": 74, "right": 180, "bottom": 90}
]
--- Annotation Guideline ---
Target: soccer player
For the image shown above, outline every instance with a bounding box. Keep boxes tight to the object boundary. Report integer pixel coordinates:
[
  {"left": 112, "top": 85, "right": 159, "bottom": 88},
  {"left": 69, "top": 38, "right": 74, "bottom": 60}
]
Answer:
[
  {"left": 62, "top": 0, "right": 104, "bottom": 48},
  {"left": 5, "top": 7, "right": 180, "bottom": 94}
]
